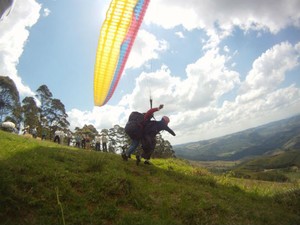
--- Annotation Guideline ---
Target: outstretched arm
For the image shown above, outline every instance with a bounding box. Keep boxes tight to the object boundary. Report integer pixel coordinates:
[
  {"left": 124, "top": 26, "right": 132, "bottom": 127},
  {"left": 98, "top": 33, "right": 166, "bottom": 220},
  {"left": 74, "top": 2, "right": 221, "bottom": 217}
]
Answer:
[
  {"left": 144, "top": 104, "right": 164, "bottom": 121},
  {"left": 164, "top": 125, "right": 176, "bottom": 136}
]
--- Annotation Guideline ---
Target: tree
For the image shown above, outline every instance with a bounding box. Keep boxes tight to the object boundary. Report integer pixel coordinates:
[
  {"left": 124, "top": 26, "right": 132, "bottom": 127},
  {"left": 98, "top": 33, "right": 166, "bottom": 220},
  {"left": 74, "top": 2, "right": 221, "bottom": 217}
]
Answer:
[
  {"left": 152, "top": 135, "right": 176, "bottom": 158},
  {"left": 48, "top": 98, "right": 69, "bottom": 131},
  {"left": 0, "top": 76, "right": 21, "bottom": 126},
  {"left": 35, "top": 85, "right": 70, "bottom": 138},
  {"left": 22, "top": 97, "right": 40, "bottom": 133},
  {"left": 107, "top": 125, "right": 128, "bottom": 153},
  {"left": 35, "top": 85, "right": 52, "bottom": 126},
  {"left": 36, "top": 85, "right": 53, "bottom": 113},
  {"left": 75, "top": 124, "right": 98, "bottom": 138}
]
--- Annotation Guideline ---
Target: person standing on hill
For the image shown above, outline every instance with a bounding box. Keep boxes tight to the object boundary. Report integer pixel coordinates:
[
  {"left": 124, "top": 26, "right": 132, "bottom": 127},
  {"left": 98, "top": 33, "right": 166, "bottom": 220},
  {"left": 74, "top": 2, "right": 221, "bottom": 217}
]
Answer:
[
  {"left": 81, "top": 136, "right": 86, "bottom": 149},
  {"left": 75, "top": 135, "right": 81, "bottom": 148},
  {"left": 138, "top": 115, "right": 176, "bottom": 165},
  {"left": 31, "top": 127, "right": 37, "bottom": 138},
  {"left": 54, "top": 130, "right": 61, "bottom": 144},
  {"left": 101, "top": 134, "right": 108, "bottom": 152},
  {"left": 41, "top": 128, "right": 47, "bottom": 140},
  {"left": 122, "top": 104, "right": 164, "bottom": 161},
  {"left": 95, "top": 134, "right": 101, "bottom": 151}
]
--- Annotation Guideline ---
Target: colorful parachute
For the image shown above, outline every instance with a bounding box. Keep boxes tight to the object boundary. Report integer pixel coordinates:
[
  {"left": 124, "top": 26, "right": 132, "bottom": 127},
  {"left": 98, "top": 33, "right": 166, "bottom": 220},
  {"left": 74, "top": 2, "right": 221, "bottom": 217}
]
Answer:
[{"left": 94, "top": 0, "right": 150, "bottom": 106}]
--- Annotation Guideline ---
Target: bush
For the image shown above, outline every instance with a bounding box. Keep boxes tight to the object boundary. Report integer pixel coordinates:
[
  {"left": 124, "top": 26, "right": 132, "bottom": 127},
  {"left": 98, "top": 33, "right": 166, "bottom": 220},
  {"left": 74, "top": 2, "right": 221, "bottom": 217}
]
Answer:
[{"left": 255, "top": 171, "right": 289, "bottom": 182}]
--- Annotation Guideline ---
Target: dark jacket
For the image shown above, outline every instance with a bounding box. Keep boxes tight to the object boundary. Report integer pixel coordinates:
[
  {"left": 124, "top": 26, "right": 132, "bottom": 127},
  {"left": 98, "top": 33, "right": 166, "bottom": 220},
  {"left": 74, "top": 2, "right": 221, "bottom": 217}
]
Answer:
[
  {"left": 141, "top": 120, "right": 175, "bottom": 160},
  {"left": 125, "top": 107, "right": 160, "bottom": 140},
  {"left": 143, "top": 120, "right": 176, "bottom": 137}
]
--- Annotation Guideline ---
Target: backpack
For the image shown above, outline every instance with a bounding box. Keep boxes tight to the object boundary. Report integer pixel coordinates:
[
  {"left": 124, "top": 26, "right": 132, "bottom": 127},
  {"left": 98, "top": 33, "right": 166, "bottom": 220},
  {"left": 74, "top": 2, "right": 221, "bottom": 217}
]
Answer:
[{"left": 125, "top": 111, "right": 145, "bottom": 139}]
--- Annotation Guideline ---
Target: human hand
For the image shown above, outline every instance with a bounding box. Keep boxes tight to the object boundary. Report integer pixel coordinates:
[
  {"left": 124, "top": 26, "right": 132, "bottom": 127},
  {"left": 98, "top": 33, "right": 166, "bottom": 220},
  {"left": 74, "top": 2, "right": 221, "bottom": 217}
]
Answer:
[{"left": 159, "top": 104, "right": 164, "bottom": 109}]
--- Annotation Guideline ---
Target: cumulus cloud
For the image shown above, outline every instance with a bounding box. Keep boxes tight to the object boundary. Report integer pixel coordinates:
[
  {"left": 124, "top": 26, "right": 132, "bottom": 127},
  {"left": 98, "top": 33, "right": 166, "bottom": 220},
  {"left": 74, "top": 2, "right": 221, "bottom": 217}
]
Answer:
[
  {"left": 43, "top": 8, "right": 50, "bottom": 17},
  {"left": 180, "top": 48, "right": 240, "bottom": 108},
  {"left": 0, "top": 0, "right": 41, "bottom": 97},
  {"left": 126, "top": 29, "right": 168, "bottom": 69},
  {"left": 185, "top": 42, "right": 300, "bottom": 144},
  {"left": 145, "top": 0, "right": 300, "bottom": 47},
  {"left": 175, "top": 31, "right": 185, "bottom": 39},
  {"left": 238, "top": 42, "right": 300, "bottom": 103},
  {"left": 68, "top": 105, "right": 127, "bottom": 132}
]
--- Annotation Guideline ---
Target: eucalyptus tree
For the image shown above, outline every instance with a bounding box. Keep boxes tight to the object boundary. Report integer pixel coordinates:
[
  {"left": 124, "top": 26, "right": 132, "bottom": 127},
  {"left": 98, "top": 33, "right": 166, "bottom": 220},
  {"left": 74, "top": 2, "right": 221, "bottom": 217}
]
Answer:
[
  {"left": 0, "top": 76, "right": 21, "bottom": 126},
  {"left": 48, "top": 98, "right": 70, "bottom": 131},
  {"left": 22, "top": 96, "right": 40, "bottom": 133},
  {"left": 108, "top": 127, "right": 117, "bottom": 153},
  {"left": 75, "top": 124, "right": 99, "bottom": 140},
  {"left": 107, "top": 125, "right": 128, "bottom": 154},
  {"left": 36, "top": 85, "right": 52, "bottom": 109},
  {"left": 35, "top": 85, "right": 53, "bottom": 134},
  {"left": 151, "top": 134, "right": 176, "bottom": 158},
  {"left": 35, "top": 85, "right": 69, "bottom": 138}
]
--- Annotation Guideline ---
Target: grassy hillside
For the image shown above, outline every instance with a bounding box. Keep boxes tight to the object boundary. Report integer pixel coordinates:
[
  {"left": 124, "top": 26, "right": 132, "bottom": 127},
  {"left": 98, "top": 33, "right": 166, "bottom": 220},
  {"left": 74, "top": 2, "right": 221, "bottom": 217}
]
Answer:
[
  {"left": 231, "top": 150, "right": 300, "bottom": 182},
  {"left": 1, "top": 130, "right": 300, "bottom": 225}
]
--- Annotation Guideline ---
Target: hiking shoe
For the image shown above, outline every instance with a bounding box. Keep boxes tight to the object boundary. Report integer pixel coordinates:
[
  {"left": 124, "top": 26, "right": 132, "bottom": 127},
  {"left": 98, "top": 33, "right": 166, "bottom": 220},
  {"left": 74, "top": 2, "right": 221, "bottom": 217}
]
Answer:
[
  {"left": 144, "top": 160, "right": 151, "bottom": 165},
  {"left": 121, "top": 153, "right": 128, "bottom": 161},
  {"left": 136, "top": 155, "right": 141, "bottom": 166}
]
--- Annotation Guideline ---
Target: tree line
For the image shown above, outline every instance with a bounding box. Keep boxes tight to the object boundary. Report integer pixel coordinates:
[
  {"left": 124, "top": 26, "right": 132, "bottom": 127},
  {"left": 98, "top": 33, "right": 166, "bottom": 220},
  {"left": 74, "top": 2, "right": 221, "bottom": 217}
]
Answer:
[{"left": 0, "top": 76, "right": 175, "bottom": 158}]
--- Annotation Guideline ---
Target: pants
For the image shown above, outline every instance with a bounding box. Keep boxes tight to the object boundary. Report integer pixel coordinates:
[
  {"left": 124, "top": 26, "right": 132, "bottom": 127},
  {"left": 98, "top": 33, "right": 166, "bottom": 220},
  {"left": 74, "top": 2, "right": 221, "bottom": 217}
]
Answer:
[
  {"left": 141, "top": 135, "right": 156, "bottom": 160},
  {"left": 102, "top": 143, "right": 107, "bottom": 152},
  {"left": 126, "top": 139, "right": 139, "bottom": 156},
  {"left": 95, "top": 142, "right": 101, "bottom": 151},
  {"left": 54, "top": 135, "right": 60, "bottom": 144}
]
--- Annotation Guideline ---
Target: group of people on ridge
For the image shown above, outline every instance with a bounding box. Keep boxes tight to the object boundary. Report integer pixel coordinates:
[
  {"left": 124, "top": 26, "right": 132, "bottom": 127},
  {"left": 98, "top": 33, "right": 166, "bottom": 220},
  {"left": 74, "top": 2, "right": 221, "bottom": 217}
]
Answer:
[
  {"left": 94, "top": 134, "right": 108, "bottom": 151},
  {"left": 122, "top": 104, "right": 176, "bottom": 165}
]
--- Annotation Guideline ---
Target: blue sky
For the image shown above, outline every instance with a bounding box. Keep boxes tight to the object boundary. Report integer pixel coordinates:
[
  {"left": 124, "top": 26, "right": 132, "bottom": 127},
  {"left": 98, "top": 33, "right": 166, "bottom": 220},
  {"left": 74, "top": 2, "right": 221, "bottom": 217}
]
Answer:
[{"left": 1, "top": 0, "right": 300, "bottom": 145}]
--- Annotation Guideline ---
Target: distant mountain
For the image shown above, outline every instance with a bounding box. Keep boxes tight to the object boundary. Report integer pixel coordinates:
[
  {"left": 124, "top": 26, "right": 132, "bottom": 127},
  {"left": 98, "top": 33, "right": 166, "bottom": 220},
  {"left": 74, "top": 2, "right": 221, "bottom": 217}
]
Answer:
[{"left": 174, "top": 114, "right": 300, "bottom": 161}]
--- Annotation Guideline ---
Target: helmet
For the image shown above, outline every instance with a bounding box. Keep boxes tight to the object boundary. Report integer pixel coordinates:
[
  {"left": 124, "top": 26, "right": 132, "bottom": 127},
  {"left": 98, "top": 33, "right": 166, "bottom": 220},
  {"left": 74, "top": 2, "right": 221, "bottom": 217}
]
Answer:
[{"left": 162, "top": 116, "right": 170, "bottom": 124}]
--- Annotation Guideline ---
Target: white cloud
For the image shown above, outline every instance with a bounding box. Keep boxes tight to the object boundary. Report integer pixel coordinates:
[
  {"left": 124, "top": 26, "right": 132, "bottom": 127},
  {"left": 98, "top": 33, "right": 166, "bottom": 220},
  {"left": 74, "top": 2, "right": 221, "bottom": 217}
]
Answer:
[
  {"left": 180, "top": 48, "right": 240, "bottom": 108},
  {"left": 175, "top": 31, "right": 184, "bottom": 39},
  {"left": 0, "top": 0, "right": 41, "bottom": 97},
  {"left": 223, "top": 46, "right": 230, "bottom": 53},
  {"left": 43, "top": 8, "right": 50, "bottom": 17},
  {"left": 145, "top": 2, "right": 200, "bottom": 31},
  {"left": 126, "top": 29, "right": 168, "bottom": 69},
  {"left": 238, "top": 42, "right": 300, "bottom": 103},
  {"left": 68, "top": 105, "right": 127, "bottom": 133},
  {"left": 145, "top": 0, "right": 300, "bottom": 47}
]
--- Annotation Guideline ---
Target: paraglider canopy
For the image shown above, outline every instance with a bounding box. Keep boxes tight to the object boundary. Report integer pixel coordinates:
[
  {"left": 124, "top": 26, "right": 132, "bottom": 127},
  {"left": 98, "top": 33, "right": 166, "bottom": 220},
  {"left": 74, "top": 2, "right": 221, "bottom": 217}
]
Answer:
[
  {"left": 93, "top": 0, "right": 151, "bottom": 107},
  {"left": 0, "top": 0, "right": 14, "bottom": 21}
]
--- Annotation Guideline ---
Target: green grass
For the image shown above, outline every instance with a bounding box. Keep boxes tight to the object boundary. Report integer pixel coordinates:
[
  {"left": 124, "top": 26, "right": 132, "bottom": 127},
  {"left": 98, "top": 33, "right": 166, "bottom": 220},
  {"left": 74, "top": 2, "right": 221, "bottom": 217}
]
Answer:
[{"left": 1, "top": 130, "right": 300, "bottom": 225}]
